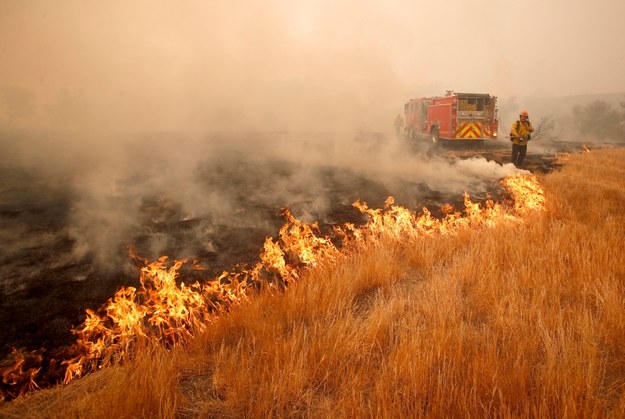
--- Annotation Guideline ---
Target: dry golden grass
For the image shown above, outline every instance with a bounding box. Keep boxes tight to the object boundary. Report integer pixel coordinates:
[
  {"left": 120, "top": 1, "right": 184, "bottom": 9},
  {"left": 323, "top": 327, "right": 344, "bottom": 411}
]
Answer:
[
  {"left": 2, "top": 147, "right": 625, "bottom": 418},
  {"left": 0, "top": 344, "right": 181, "bottom": 418}
]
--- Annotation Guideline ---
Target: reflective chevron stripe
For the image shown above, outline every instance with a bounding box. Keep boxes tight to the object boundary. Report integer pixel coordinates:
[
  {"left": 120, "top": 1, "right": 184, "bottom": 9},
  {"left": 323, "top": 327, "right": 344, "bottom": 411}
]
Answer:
[{"left": 456, "top": 122, "right": 482, "bottom": 139}]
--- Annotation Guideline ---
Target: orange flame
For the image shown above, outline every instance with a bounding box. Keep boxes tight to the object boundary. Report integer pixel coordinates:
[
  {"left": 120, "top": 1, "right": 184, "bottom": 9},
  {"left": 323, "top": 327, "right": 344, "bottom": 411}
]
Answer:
[
  {"left": 502, "top": 175, "right": 545, "bottom": 214},
  {"left": 0, "top": 349, "right": 42, "bottom": 399},
  {"left": 60, "top": 208, "right": 341, "bottom": 383},
  {"left": 351, "top": 174, "right": 543, "bottom": 243}
]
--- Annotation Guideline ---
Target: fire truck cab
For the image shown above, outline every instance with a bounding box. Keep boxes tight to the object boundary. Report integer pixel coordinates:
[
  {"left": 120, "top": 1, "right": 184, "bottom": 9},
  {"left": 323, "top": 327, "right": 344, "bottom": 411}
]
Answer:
[{"left": 403, "top": 91, "right": 498, "bottom": 143}]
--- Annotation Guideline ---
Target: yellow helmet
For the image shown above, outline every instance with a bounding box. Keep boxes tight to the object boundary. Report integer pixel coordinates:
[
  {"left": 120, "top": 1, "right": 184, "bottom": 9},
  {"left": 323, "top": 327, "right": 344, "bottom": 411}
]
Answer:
[{"left": 520, "top": 110, "right": 529, "bottom": 117}]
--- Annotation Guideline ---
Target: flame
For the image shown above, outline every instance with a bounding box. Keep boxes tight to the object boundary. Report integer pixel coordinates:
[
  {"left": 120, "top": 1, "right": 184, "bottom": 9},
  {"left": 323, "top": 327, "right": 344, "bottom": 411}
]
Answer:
[
  {"left": 1, "top": 174, "right": 544, "bottom": 400},
  {"left": 350, "top": 174, "right": 544, "bottom": 243},
  {"left": 502, "top": 175, "right": 545, "bottom": 214},
  {"left": 0, "top": 349, "right": 42, "bottom": 399},
  {"left": 60, "top": 209, "right": 340, "bottom": 384},
  {"left": 61, "top": 259, "right": 239, "bottom": 383}
]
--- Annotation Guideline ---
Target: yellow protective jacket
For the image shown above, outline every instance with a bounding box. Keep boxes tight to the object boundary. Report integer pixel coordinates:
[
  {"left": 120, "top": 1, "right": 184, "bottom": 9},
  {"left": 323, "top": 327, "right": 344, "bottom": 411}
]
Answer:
[{"left": 510, "top": 119, "right": 535, "bottom": 146}]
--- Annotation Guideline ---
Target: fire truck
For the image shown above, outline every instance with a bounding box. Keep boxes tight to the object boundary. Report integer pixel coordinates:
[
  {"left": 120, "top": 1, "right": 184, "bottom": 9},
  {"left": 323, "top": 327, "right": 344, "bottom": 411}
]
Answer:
[{"left": 403, "top": 91, "right": 499, "bottom": 143}]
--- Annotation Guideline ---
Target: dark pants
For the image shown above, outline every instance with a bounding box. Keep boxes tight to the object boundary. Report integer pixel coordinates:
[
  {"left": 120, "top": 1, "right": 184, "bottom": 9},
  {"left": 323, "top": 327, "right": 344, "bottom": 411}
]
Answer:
[{"left": 511, "top": 144, "right": 527, "bottom": 168}]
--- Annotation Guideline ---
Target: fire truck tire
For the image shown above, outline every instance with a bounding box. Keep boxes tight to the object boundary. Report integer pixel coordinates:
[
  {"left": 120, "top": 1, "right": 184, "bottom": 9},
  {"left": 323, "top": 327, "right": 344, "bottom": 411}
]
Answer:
[{"left": 430, "top": 128, "right": 439, "bottom": 144}]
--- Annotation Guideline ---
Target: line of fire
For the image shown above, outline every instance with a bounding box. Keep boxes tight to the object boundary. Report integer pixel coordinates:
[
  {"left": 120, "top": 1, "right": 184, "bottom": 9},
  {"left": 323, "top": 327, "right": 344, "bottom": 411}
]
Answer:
[{"left": 0, "top": 174, "right": 545, "bottom": 401}]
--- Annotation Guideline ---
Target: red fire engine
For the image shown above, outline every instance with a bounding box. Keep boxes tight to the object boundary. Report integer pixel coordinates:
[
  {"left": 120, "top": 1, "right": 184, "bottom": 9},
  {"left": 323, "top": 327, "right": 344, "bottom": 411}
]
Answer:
[{"left": 403, "top": 91, "right": 499, "bottom": 143}]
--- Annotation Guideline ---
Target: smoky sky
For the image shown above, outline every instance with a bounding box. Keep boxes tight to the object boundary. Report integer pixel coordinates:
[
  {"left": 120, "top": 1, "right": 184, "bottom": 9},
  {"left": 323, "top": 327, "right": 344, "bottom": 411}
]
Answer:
[{"left": 1, "top": 0, "right": 625, "bottom": 132}]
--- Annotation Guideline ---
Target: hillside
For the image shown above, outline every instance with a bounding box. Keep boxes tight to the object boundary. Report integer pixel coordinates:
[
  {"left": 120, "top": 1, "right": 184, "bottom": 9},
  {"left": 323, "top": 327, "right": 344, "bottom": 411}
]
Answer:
[{"left": 2, "top": 147, "right": 625, "bottom": 418}]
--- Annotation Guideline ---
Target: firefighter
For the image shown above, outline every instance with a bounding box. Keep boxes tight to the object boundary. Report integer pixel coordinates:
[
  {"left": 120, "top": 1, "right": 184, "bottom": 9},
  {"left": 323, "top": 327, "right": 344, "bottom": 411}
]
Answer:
[
  {"left": 394, "top": 113, "right": 404, "bottom": 136},
  {"left": 509, "top": 110, "right": 534, "bottom": 168}
]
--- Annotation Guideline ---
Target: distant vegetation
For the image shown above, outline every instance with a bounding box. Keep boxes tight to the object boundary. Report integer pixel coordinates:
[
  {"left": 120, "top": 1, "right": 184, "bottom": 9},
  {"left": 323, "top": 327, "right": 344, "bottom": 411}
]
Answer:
[
  {"left": 573, "top": 99, "right": 625, "bottom": 140},
  {"left": 531, "top": 114, "right": 557, "bottom": 140}
]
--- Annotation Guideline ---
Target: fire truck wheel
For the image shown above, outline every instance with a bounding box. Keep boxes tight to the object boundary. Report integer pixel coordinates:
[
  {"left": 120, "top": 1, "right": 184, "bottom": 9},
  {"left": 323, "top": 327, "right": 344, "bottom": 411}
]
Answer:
[{"left": 430, "top": 129, "right": 439, "bottom": 144}]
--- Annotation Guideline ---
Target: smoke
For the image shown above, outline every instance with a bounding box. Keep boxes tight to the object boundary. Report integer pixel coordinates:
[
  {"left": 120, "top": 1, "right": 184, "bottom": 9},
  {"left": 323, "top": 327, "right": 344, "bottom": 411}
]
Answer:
[
  {"left": 265, "top": 130, "right": 524, "bottom": 196},
  {"left": 2, "top": 1, "right": 625, "bottom": 133},
  {"left": 0, "top": 127, "right": 527, "bottom": 272},
  {"left": 0, "top": 1, "right": 414, "bottom": 133}
]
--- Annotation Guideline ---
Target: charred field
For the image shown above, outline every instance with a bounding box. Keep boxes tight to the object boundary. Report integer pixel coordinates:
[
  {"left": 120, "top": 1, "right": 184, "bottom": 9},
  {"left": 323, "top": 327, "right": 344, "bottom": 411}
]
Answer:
[{"left": 0, "top": 130, "right": 602, "bottom": 362}]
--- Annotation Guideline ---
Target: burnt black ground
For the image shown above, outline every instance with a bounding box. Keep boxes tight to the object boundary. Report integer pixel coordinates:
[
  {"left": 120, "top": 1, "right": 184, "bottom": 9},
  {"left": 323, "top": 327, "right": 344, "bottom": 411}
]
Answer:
[{"left": 0, "top": 130, "right": 615, "bottom": 359}]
